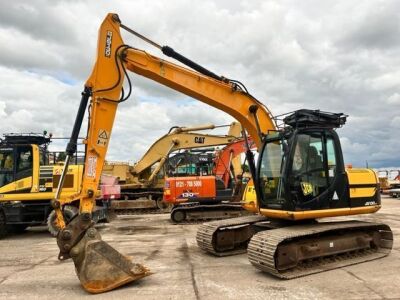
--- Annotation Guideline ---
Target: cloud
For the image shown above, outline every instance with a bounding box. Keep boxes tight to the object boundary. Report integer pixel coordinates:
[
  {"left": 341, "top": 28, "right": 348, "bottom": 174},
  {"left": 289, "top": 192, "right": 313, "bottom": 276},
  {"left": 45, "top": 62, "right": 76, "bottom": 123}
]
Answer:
[
  {"left": 337, "top": 1, "right": 400, "bottom": 50},
  {"left": 387, "top": 93, "right": 400, "bottom": 105}
]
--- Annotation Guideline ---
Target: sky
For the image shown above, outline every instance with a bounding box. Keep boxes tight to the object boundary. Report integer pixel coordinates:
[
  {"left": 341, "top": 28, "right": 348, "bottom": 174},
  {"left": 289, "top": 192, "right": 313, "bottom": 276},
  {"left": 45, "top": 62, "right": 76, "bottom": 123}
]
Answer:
[{"left": 0, "top": 0, "right": 399, "bottom": 168}]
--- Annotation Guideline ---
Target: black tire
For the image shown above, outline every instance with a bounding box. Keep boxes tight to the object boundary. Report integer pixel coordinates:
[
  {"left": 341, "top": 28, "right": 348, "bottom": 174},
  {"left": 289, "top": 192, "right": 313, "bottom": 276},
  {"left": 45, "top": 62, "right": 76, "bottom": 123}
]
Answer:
[
  {"left": 0, "top": 209, "right": 8, "bottom": 239},
  {"left": 171, "top": 209, "right": 186, "bottom": 223},
  {"left": 47, "top": 205, "right": 78, "bottom": 237}
]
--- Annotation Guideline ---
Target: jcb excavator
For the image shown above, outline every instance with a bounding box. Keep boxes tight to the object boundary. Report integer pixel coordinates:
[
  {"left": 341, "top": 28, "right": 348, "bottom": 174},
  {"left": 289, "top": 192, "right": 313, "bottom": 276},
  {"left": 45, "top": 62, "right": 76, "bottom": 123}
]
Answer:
[
  {"left": 53, "top": 14, "right": 392, "bottom": 293},
  {"left": 102, "top": 122, "right": 241, "bottom": 212},
  {"left": 164, "top": 137, "right": 256, "bottom": 222}
]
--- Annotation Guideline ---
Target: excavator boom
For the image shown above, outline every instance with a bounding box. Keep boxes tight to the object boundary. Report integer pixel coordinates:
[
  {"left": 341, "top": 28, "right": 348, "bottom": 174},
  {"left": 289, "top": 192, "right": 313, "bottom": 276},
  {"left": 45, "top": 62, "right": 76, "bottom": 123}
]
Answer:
[{"left": 213, "top": 136, "right": 255, "bottom": 188}]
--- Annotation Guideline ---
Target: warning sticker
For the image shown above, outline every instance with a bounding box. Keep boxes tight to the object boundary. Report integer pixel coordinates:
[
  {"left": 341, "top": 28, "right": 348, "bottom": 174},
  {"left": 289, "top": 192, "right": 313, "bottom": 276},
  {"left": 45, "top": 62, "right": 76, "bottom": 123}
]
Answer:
[
  {"left": 87, "top": 156, "right": 97, "bottom": 178},
  {"left": 97, "top": 129, "right": 109, "bottom": 147}
]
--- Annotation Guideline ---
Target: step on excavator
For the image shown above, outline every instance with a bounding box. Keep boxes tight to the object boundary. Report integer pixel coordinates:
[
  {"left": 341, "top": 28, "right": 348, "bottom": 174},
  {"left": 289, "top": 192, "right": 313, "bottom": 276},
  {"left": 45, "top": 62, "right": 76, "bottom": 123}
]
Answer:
[
  {"left": 53, "top": 14, "right": 393, "bottom": 293},
  {"left": 164, "top": 137, "right": 256, "bottom": 223},
  {"left": 102, "top": 122, "right": 241, "bottom": 213}
]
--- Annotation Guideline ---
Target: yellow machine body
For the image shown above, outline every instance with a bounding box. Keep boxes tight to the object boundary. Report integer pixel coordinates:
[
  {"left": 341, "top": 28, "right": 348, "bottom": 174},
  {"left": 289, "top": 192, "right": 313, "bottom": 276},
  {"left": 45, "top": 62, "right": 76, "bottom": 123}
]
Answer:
[{"left": 242, "top": 168, "right": 380, "bottom": 220}]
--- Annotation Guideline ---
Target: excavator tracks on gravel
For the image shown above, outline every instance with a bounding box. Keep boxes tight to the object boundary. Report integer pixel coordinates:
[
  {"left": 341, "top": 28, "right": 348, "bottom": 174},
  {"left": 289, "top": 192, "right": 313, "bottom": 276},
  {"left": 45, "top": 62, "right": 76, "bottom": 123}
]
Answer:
[
  {"left": 170, "top": 203, "right": 252, "bottom": 224},
  {"left": 248, "top": 220, "right": 393, "bottom": 279},
  {"left": 196, "top": 215, "right": 269, "bottom": 256}
]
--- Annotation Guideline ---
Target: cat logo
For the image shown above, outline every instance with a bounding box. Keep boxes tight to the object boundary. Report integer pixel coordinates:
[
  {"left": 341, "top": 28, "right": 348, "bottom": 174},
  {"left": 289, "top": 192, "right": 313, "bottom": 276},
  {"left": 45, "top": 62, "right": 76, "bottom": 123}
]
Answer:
[{"left": 194, "top": 137, "right": 205, "bottom": 144}]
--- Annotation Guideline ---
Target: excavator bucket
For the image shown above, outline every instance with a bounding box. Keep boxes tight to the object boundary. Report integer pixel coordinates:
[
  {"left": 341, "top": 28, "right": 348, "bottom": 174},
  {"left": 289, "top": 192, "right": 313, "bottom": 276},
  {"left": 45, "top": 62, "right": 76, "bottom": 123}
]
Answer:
[{"left": 67, "top": 227, "right": 151, "bottom": 293}]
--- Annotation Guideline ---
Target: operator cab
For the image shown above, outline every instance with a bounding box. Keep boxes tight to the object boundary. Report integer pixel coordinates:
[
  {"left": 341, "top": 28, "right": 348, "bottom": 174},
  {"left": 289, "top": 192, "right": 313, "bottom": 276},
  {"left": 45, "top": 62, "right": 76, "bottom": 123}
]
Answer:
[
  {"left": 0, "top": 134, "right": 50, "bottom": 190},
  {"left": 167, "top": 151, "right": 214, "bottom": 177},
  {"left": 257, "top": 109, "right": 349, "bottom": 211}
]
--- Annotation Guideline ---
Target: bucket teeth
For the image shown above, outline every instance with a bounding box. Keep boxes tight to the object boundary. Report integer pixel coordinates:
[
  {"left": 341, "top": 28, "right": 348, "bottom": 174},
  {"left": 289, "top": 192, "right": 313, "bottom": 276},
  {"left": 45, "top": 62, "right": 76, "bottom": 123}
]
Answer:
[{"left": 70, "top": 228, "right": 152, "bottom": 294}]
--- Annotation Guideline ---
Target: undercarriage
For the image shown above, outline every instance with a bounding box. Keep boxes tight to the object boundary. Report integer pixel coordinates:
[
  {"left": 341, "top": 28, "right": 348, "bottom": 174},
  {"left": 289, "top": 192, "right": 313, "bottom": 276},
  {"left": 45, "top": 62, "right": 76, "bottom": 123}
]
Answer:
[
  {"left": 197, "top": 216, "right": 393, "bottom": 278},
  {"left": 170, "top": 202, "right": 251, "bottom": 223}
]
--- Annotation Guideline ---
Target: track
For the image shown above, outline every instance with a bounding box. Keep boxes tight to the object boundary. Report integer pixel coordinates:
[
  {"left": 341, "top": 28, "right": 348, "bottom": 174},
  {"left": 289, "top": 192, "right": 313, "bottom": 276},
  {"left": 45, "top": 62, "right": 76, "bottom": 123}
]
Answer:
[
  {"left": 114, "top": 208, "right": 170, "bottom": 215},
  {"left": 111, "top": 197, "right": 172, "bottom": 215},
  {"left": 170, "top": 203, "right": 252, "bottom": 224},
  {"left": 248, "top": 221, "right": 393, "bottom": 279},
  {"left": 196, "top": 215, "right": 268, "bottom": 256}
]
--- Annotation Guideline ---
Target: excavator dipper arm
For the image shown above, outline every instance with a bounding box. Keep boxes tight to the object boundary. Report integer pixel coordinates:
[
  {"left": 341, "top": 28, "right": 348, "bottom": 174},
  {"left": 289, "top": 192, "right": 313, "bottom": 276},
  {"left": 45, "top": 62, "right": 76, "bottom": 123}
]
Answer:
[{"left": 53, "top": 15, "right": 151, "bottom": 293}]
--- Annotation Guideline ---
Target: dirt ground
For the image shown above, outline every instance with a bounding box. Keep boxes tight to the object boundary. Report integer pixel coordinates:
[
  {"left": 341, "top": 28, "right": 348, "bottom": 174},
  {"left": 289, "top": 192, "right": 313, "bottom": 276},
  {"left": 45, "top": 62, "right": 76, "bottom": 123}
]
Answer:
[{"left": 0, "top": 195, "right": 399, "bottom": 299}]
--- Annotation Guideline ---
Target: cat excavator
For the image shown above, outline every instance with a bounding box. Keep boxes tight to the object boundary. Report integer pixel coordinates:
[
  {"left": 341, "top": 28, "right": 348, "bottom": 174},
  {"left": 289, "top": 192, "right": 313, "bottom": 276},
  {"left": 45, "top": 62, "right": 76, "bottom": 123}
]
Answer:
[
  {"left": 102, "top": 122, "right": 241, "bottom": 212},
  {"left": 53, "top": 13, "right": 392, "bottom": 293}
]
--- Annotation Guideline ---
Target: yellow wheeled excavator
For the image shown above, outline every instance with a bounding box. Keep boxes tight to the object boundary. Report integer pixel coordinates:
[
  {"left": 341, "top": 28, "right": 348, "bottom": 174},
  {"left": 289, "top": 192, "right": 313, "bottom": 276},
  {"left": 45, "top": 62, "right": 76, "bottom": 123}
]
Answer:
[
  {"left": 0, "top": 133, "right": 109, "bottom": 237},
  {"left": 52, "top": 13, "right": 392, "bottom": 293},
  {"left": 102, "top": 122, "right": 241, "bottom": 212}
]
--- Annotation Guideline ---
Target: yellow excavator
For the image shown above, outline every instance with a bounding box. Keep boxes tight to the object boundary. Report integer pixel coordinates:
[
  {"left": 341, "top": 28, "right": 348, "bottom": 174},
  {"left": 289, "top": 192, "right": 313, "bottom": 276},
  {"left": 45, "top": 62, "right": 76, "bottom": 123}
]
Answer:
[
  {"left": 0, "top": 133, "right": 109, "bottom": 237},
  {"left": 102, "top": 122, "right": 242, "bottom": 212},
  {"left": 53, "top": 14, "right": 393, "bottom": 293}
]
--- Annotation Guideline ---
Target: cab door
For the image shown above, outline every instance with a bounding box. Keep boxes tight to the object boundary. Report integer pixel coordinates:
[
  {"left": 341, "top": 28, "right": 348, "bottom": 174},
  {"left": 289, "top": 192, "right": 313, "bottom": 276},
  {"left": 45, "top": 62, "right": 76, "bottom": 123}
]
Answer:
[{"left": 286, "top": 129, "right": 348, "bottom": 210}]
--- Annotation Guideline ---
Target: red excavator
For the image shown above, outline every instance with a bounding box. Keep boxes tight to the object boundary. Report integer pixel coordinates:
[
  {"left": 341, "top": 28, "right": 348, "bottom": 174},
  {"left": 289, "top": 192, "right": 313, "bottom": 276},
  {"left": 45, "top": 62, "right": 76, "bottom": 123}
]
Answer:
[{"left": 164, "top": 137, "right": 255, "bottom": 222}]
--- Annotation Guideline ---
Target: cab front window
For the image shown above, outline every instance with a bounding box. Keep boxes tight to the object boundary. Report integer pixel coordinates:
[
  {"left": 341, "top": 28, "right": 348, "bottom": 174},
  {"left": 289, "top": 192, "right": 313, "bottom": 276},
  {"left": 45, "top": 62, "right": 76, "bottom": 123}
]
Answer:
[{"left": 0, "top": 148, "right": 14, "bottom": 187}]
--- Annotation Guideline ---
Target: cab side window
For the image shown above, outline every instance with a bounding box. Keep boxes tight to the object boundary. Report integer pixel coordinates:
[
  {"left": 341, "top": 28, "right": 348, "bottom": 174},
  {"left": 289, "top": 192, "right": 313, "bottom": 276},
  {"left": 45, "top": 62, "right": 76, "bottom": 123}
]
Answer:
[
  {"left": 15, "top": 147, "right": 33, "bottom": 180},
  {"left": 326, "top": 137, "right": 337, "bottom": 184},
  {"left": 17, "top": 148, "right": 33, "bottom": 171}
]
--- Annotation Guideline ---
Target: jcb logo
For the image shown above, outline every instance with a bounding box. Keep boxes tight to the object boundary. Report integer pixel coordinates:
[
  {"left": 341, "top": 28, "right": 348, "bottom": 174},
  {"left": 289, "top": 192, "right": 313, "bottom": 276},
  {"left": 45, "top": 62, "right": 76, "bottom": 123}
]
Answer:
[
  {"left": 105, "top": 31, "right": 113, "bottom": 58},
  {"left": 194, "top": 137, "right": 205, "bottom": 144}
]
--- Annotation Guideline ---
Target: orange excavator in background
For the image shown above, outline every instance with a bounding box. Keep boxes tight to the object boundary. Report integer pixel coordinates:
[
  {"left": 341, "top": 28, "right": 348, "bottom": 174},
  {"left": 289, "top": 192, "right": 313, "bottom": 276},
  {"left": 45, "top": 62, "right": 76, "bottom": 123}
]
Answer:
[
  {"left": 102, "top": 122, "right": 241, "bottom": 213},
  {"left": 52, "top": 14, "right": 392, "bottom": 294},
  {"left": 164, "top": 137, "right": 256, "bottom": 222}
]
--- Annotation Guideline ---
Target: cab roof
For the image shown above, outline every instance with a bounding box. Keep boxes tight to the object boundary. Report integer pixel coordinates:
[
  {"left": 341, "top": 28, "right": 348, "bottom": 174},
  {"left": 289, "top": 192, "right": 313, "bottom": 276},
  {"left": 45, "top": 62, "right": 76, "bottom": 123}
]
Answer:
[{"left": 0, "top": 133, "right": 51, "bottom": 147}]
